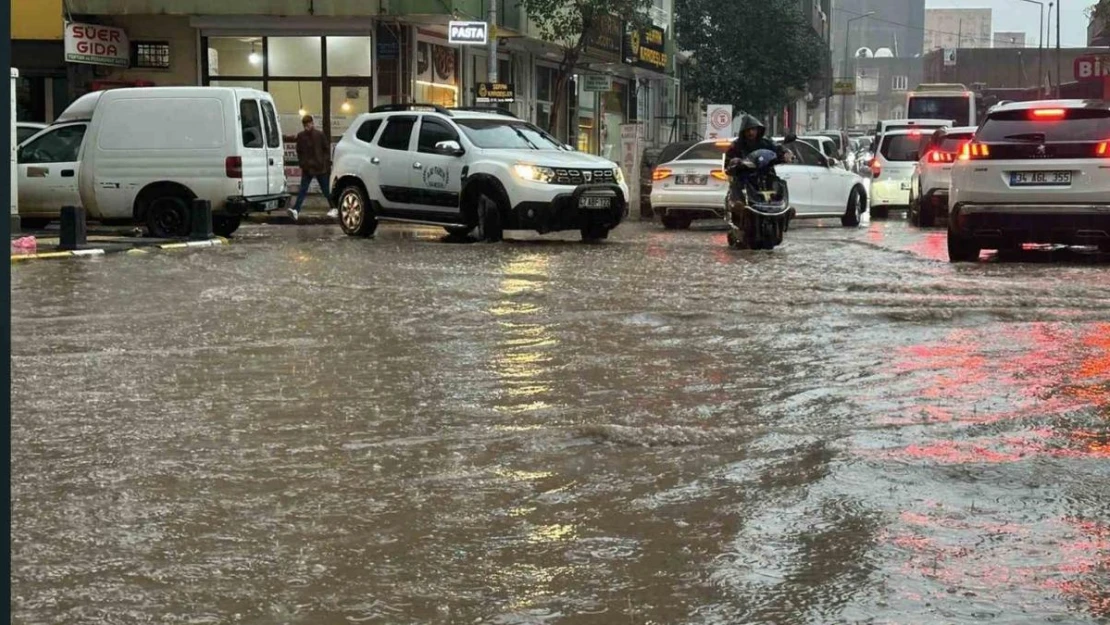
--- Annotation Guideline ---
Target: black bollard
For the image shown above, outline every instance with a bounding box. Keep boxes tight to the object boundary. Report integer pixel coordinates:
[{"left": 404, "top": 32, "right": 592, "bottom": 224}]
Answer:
[
  {"left": 59, "top": 205, "right": 87, "bottom": 251},
  {"left": 190, "top": 199, "right": 213, "bottom": 240}
]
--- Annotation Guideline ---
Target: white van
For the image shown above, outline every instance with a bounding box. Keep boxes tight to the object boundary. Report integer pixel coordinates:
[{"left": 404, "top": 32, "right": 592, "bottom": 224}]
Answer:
[{"left": 16, "top": 86, "right": 288, "bottom": 237}]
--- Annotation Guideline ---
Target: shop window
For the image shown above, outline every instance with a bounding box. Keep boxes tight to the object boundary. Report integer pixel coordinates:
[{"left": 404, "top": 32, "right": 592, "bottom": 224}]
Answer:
[
  {"left": 535, "top": 65, "right": 559, "bottom": 131},
  {"left": 269, "top": 37, "right": 322, "bottom": 77},
  {"left": 132, "top": 41, "right": 170, "bottom": 69},
  {"left": 210, "top": 80, "right": 264, "bottom": 90},
  {"left": 415, "top": 40, "right": 458, "bottom": 107},
  {"left": 207, "top": 37, "right": 262, "bottom": 77},
  {"left": 417, "top": 117, "right": 459, "bottom": 153},
  {"left": 376, "top": 23, "right": 411, "bottom": 104},
  {"left": 356, "top": 119, "right": 383, "bottom": 143},
  {"left": 326, "top": 36, "right": 372, "bottom": 77},
  {"left": 378, "top": 117, "right": 416, "bottom": 151},
  {"left": 892, "top": 75, "right": 909, "bottom": 91},
  {"left": 269, "top": 81, "right": 324, "bottom": 140},
  {"left": 329, "top": 85, "right": 370, "bottom": 139},
  {"left": 577, "top": 78, "right": 596, "bottom": 153}
]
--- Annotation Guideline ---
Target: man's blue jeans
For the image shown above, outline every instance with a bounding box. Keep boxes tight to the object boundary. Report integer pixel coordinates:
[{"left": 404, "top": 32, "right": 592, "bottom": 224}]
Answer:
[{"left": 292, "top": 173, "right": 331, "bottom": 212}]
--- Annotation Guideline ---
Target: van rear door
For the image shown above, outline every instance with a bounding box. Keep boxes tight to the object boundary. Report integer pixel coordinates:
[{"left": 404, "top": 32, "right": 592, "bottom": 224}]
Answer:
[
  {"left": 260, "top": 98, "right": 286, "bottom": 197},
  {"left": 236, "top": 97, "right": 269, "bottom": 198}
]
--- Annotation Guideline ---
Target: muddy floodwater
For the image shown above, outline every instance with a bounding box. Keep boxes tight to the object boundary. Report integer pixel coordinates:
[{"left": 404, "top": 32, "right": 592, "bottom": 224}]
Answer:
[{"left": 10, "top": 220, "right": 1110, "bottom": 625}]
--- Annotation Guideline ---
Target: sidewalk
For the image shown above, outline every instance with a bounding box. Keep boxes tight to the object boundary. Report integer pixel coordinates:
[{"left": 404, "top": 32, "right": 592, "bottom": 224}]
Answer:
[
  {"left": 247, "top": 195, "right": 338, "bottom": 226},
  {"left": 11, "top": 230, "right": 229, "bottom": 263}
]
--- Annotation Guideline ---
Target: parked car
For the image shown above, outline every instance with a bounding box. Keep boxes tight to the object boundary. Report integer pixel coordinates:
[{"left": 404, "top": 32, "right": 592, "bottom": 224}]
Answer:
[
  {"left": 329, "top": 104, "right": 629, "bottom": 242},
  {"left": 642, "top": 140, "right": 698, "bottom": 218},
  {"left": 16, "top": 122, "right": 46, "bottom": 145},
  {"left": 649, "top": 138, "right": 869, "bottom": 229},
  {"left": 869, "top": 129, "right": 933, "bottom": 218},
  {"left": 16, "top": 86, "right": 288, "bottom": 236},
  {"left": 948, "top": 100, "right": 1110, "bottom": 262},
  {"left": 908, "top": 126, "right": 976, "bottom": 227}
]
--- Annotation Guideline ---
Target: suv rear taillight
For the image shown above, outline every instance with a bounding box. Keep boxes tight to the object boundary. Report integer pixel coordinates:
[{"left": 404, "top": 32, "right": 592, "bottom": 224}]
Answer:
[
  {"left": 1098, "top": 140, "right": 1109, "bottom": 157},
  {"left": 870, "top": 159, "right": 881, "bottom": 179},
  {"left": 959, "top": 142, "right": 991, "bottom": 160},
  {"left": 926, "top": 150, "right": 956, "bottom": 164},
  {"left": 225, "top": 156, "right": 243, "bottom": 178}
]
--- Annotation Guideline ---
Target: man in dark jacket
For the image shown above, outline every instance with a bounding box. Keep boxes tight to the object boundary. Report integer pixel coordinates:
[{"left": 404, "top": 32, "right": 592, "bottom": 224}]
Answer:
[
  {"left": 724, "top": 115, "right": 786, "bottom": 222},
  {"left": 289, "top": 115, "right": 337, "bottom": 220}
]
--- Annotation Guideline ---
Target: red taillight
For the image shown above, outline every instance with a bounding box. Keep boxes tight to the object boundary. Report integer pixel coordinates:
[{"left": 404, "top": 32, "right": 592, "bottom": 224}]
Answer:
[
  {"left": 927, "top": 150, "right": 955, "bottom": 163},
  {"left": 959, "top": 142, "right": 991, "bottom": 160},
  {"left": 225, "top": 156, "right": 243, "bottom": 178},
  {"left": 709, "top": 169, "right": 729, "bottom": 181},
  {"left": 1098, "top": 140, "right": 1109, "bottom": 157},
  {"left": 870, "top": 159, "right": 882, "bottom": 179},
  {"left": 1030, "top": 108, "right": 1067, "bottom": 120},
  {"left": 652, "top": 167, "right": 673, "bottom": 181}
]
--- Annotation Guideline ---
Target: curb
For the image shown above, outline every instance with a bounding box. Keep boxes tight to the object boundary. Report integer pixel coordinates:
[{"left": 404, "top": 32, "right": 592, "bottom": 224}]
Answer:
[{"left": 12, "top": 237, "right": 229, "bottom": 264}]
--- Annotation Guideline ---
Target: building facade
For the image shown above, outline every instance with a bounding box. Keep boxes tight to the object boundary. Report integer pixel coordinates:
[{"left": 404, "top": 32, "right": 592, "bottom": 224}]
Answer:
[
  {"left": 11, "top": 0, "right": 70, "bottom": 123},
  {"left": 922, "top": 47, "right": 1110, "bottom": 97},
  {"left": 993, "top": 32, "right": 1027, "bottom": 49},
  {"left": 850, "top": 56, "right": 922, "bottom": 129},
  {"left": 924, "top": 9, "right": 993, "bottom": 52}
]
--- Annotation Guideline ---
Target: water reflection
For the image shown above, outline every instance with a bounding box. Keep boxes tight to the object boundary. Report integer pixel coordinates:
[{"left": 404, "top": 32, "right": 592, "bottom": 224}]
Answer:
[{"left": 490, "top": 253, "right": 557, "bottom": 410}]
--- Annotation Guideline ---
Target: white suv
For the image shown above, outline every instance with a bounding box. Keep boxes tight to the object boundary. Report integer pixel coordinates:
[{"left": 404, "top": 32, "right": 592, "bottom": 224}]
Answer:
[
  {"left": 908, "top": 126, "right": 977, "bottom": 227},
  {"left": 869, "top": 129, "right": 932, "bottom": 218},
  {"left": 948, "top": 100, "right": 1110, "bottom": 262},
  {"left": 330, "top": 104, "right": 629, "bottom": 242}
]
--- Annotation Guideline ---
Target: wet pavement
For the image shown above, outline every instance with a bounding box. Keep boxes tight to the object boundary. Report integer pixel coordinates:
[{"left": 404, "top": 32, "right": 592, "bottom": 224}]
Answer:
[{"left": 10, "top": 217, "right": 1110, "bottom": 625}]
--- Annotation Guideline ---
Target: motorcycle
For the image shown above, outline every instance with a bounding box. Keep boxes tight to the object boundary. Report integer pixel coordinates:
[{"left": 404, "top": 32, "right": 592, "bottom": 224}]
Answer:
[{"left": 724, "top": 147, "right": 792, "bottom": 250}]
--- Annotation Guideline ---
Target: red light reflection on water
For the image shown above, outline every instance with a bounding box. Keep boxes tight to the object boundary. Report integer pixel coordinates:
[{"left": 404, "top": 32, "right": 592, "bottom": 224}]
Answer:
[{"left": 907, "top": 231, "right": 950, "bottom": 261}]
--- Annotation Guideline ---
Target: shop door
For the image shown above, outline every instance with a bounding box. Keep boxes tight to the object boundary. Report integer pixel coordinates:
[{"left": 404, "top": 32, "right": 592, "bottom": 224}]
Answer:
[{"left": 327, "top": 81, "right": 373, "bottom": 143}]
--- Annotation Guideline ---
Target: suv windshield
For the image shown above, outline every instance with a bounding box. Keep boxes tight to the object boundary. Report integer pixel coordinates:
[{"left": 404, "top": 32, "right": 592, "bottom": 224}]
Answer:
[
  {"left": 978, "top": 109, "right": 1110, "bottom": 142},
  {"left": 881, "top": 134, "right": 931, "bottom": 161},
  {"left": 454, "top": 119, "right": 565, "bottom": 150}
]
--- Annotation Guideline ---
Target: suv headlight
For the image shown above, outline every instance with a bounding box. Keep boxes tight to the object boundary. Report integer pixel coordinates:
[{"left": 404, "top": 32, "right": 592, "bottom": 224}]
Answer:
[
  {"left": 613, "top": 168, "right": 625, "bottom": 184},
  {"left": 513, "top": 164, "right": 556, "bottom": 183}
]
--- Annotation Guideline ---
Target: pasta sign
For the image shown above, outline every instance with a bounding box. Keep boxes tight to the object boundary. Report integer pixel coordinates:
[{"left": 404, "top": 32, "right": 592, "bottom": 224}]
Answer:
[{"left": 65, "top": 22, "right": 130, "bottom": 68}]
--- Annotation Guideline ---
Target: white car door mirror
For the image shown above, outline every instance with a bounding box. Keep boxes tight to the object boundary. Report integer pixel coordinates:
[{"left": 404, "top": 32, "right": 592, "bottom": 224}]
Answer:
[{"left": 435, "top": 140, "right": 465, "bottom": 156}]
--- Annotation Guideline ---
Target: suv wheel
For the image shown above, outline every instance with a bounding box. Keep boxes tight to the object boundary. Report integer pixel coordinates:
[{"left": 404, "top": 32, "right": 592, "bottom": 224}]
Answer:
[
  {"left": 581, "top": 224, "right": 609, "bottom": 242},
  {"left": 947, "top": 227, "right": 981, "bottom": 263},
  {"left": 476, "top": 193, "right": 503, "bottom": 242},
  {"left": 661, "top": 215, "right": 691, "bottom": 230},
  {"left": 338, "top": 185, "right": 377, "bottom": 237},
  {"left": 212, "top": 215, "right": 242, "bottom": 237},
  {"left": 872, "top": 205, "right": 890, "bottom": 220}
]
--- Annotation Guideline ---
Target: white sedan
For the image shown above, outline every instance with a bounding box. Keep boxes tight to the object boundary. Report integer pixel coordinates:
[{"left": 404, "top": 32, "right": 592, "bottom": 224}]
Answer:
[{"left": 650, "top": 139, "right": 870, "bottom": 229}]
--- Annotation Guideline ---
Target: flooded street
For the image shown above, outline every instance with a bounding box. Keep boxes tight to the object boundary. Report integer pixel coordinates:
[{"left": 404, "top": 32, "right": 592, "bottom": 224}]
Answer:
[{"left": 10, "top": 218, "right": 1110, "bottom": 625}]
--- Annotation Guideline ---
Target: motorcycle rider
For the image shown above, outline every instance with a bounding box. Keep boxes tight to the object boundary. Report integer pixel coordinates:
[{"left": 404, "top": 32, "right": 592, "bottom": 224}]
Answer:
[{"left": 724, "top": 115, "right": 788, "bottom": 225}]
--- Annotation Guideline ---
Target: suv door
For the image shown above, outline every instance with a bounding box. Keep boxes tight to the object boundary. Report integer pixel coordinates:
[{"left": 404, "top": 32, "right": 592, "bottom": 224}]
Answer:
[
  {"left": 237, "top": 97, "right": 269, "bottom": 198},
  {"left": 17, "top": 122, "right": 87, "bottom": 218},
  {"left": 411, "top": 115, "right": 465, "bottom": 217},
  {"left": 373, "top": 115, "right": 418, "bottom": 211},
  {"left": 260, "top": 99, "right": 285, "bottom": 197}
]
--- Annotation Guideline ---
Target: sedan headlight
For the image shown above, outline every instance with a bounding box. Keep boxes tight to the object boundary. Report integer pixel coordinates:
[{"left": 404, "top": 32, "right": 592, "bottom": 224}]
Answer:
[
  {"left": 613, "top": 168, "right": 625, "bottom": 184},
  {"left": 512, "top": 164, "right": 556, "bottom": 183}
]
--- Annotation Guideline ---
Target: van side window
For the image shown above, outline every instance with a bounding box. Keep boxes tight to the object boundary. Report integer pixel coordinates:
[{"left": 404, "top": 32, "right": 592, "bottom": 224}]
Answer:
[
  {"left": 417, "top": 117, "right": 459, "bottom": 153},
  {"left": 18, "top": 124, "right": 87, "bottom": 164},
  {"left": 260, "top": 100, "right": 281, "bottom": 149},
  {"left": 377, "top": 116, "right": 416, "bottom": 151},
  {"left": 240, "top": 99, "right": 265, "bottom": 149},
  {"left": 356, "top": 119, "right": 383, "bottom": 143}
]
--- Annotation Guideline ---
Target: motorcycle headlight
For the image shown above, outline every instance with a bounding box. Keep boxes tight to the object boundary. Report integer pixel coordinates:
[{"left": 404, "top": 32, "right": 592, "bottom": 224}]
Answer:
[
  {"left": 512, "top": 164, "right": 556, "bottom": 184},
  {"left": 613, "top": 168, "right": 625, "bottom": 184}
]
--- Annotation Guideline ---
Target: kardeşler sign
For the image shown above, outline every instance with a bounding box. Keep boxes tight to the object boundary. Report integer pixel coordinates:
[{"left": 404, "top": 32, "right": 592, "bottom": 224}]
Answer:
[
  {"left": 624, "top": 25, "right": 668, "bottom": 72},
  {"left": 449, "top": 21, "right": 489, "bottom": 45},
  {"left": 476, "top": 82, "right": 515, "bottom": 103},
  {"left": 65, "top": 22, "right": 129, "bottom": 67}
]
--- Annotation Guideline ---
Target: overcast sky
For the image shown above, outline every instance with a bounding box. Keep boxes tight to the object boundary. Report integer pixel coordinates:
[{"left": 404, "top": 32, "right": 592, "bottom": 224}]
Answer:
[{"left": 925, "top": 0, "right": 1099, "bottom": 47}]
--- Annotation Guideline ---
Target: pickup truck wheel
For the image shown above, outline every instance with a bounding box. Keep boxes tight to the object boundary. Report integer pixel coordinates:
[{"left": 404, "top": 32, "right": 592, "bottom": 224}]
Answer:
[
  {"left": 146, "top": 196, "right": 190, "bottom": 238},
  {"left": 581, "top": 225, "right": 609, "bottom": 242},
  {"left": 338, "top": 185, "right": 377, "bottom": 237},
  {"left": 212, "top": 215, "right": 242, "bottom": 237},
  {"left": 476, "top": 193, "right": 503, "bottom": 242}
]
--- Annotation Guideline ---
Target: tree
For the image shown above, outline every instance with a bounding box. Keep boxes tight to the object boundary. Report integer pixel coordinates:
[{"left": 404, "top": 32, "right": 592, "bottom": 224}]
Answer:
[
  {"left": 675, "top": 0, "right": 827, "bottom": 118},
  {"left": 517, "top": 0, "right": 653, "bottom": 140},
  {"left": 1087, "top": 0, "right": 1109, "bottom": 23}
]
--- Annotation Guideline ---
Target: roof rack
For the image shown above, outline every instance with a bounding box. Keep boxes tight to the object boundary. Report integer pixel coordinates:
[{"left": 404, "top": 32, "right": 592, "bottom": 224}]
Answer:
[
  {"left": 448, "top": 106, "right": 518, "bottom": 118},
  {"left": 370, "top": 103, "right": 453, "bottom": 115}
]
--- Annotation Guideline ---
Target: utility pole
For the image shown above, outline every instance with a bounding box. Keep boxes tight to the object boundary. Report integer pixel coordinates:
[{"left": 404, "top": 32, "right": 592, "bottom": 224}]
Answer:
[
  {"left": 488, "top": 0, "right": 499, "bottom": 83},
  {"left": 824, "top": 8, "right": 832, "bottom": 129},
  {"left": 1055, "top": 0, "right": 1062, "bottom": 97}
]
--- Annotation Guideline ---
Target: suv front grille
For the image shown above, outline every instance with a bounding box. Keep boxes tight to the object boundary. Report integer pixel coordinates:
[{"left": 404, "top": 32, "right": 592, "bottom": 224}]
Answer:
[{"left": 552, "top": 168, "right": 616, "bottom": 186}]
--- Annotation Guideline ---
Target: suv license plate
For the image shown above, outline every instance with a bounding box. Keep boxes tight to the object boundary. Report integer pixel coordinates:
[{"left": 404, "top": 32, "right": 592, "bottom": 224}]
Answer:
[
  {"left": 579, "top": 196, "right": 612, "bottom": 210},
  {"left": 1011, "top": 171, "right": 1071, "bottom": 186}
]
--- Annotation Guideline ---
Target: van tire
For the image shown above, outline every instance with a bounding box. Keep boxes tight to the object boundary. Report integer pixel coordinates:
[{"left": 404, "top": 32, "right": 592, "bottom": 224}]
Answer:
[
  {"left": 146, "top": 195, "right": 190, "bottom": 238},
  {"left": 337, "top": 184, "right": 377, "bottom": 237},
  {"left": 212, "top": 215, "right": 242, "bottom": 237}
]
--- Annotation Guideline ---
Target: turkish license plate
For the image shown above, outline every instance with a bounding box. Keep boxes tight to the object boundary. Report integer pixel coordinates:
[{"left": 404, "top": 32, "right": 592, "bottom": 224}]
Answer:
[
  {"left": 262, "top": 199, "right": 280, "bottom": 210},
  {"left": 1011, "top": 171, "right": 1072, "bottom": 186},
  {"left": 901, "top": 181, "right": 912, "bottom": 190},
  {"left": 579, "top": 196, "right": 612, "bottom": 210},
  {"left": 676, "top": 174, "right": 708, "bottom": 185}
]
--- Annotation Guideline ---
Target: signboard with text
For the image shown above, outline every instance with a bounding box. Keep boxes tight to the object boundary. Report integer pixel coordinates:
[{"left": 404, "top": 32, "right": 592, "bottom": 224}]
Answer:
[
  {"left": 623, "top": 25, "right": 668, "bottom": 73},
  {"left": 65, "top": 22, "right": 129, "bottom": 67},
  {"left": 582, "top": 74, "right": 613, "bottom": 92},
  {"left": 585, "top": 14, "right": 623, "bottom": 63},
  {"left": 476, "top": 82, "right": 515, "bottom": 103},
  {"left": 705, "top": 104, "right": 733, "bottom": 139},
  {"left": 832, "top": 79, "right": 856, "bottom": 95},
  {"left": 448, "top": 21, "right": 488, "bottom": 45},
  {"left": 1074, "top": 55, "right": 1110, "bottom": 82}
]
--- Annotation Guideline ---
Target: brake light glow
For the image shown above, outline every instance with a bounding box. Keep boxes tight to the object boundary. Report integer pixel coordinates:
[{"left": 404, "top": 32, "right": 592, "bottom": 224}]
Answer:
[
  {"left": 1098, "top": 140, "right": 1109, "bottom": 157},
  {"left": 927, "top": 150, "right": 955, "bottom": 163},
  {"left": 714, "top": 141, "right": 732, "bottom": 148},
  {"left": 1030, "top": 108, "right": 1067, "bottom": 120},
  {"left": 652, "top": 168, "right": 673, "bottom": 181},
  {"left": 870, "top": 159, "right": 882, "bottom": 179},
  {"left": 225, "top": 156, "right": 243, "bottom": 178},
  {"left": 709, "top": 169, "right": 729, "bottom": 181},
  {"left": 959, "top": 142, "right": 991, "bottom": 160}
]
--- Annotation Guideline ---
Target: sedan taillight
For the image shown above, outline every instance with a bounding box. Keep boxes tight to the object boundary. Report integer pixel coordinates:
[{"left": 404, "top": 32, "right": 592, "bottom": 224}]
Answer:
[
  {"left": 710, "top": 169, "right": 729, "bottom": 181},
  {"left": 652, "top": 167, "right": 673, "bottom": 181}
]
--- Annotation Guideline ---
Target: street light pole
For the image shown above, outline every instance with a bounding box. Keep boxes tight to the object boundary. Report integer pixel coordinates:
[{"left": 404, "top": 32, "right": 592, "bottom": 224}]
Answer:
[
  {"left": 840, "top": 12, "right": 875, "bottom": 130},
  {"left": 1048, "top": 2, "right": 1055, "bottom": 95},
  {"left": 1056, "top": 0, "right": 1062, "bottom": 97},
  {"left": 1018, "top": 0, "right": 1045, "bottom": 93}
]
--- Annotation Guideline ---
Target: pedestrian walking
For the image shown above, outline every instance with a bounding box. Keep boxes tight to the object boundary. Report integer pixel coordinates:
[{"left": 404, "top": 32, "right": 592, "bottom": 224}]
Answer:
[{"left": 289, "top": 115, "right": 338, "bottom": 221}]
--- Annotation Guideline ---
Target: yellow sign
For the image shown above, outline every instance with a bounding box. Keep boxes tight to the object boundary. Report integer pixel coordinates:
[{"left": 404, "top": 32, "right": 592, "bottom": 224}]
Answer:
[
  {"left": 833, "top": 80, "right": 856, "bottom": 95},
  {"left": 11, "top": 0, "right": 64, "bottom": 40}
]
